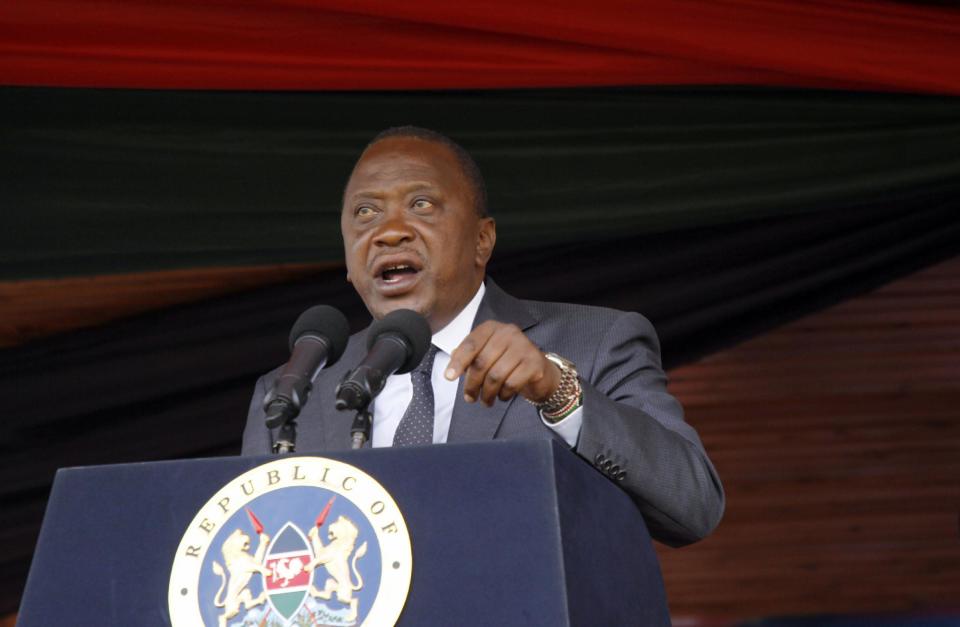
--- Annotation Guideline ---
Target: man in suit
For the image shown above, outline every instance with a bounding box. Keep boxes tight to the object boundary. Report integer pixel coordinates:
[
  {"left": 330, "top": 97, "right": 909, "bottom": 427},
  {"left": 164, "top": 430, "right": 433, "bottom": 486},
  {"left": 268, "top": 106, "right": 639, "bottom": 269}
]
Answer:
[{"left": 243, "top": 126, "right": 723, "bottom": 546}]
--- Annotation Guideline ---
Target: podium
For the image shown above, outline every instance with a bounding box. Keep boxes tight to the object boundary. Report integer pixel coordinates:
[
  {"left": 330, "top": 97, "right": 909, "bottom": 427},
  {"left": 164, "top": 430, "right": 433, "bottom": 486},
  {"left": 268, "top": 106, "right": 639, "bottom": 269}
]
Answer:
[{"left": 18, "top": 440, "right": 670, "bottom": 626}]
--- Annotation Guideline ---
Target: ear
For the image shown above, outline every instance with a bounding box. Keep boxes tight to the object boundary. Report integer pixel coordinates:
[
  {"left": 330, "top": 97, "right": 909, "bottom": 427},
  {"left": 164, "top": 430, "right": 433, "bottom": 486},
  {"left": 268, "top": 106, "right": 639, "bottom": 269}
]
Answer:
[{"left": 475, "top": 217, "right": 496, "bottom": 267}]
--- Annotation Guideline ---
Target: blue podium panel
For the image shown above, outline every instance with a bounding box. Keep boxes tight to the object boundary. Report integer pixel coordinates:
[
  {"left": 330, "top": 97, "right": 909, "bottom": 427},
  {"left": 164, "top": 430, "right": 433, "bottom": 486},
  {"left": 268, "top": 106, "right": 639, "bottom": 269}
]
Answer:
[{"left": 18, "top": 440, "right": 669, "bottom": 626}]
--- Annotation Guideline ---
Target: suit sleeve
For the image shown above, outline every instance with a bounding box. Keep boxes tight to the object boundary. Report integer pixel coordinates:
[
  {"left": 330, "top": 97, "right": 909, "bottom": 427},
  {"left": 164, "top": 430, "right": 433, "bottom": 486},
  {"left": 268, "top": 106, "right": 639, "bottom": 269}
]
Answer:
[
  {"left": 574, "top": 311, "right": 724, "bottom": 547},
  {"left": 241, "top": 374, "right": 274, "bottom": 455}
]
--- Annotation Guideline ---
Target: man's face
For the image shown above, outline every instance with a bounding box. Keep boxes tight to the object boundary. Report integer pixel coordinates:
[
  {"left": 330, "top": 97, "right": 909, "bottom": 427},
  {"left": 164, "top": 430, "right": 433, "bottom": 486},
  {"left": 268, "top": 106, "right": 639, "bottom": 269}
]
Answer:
[{"left": 341, "top": 137, "right": 495, "bottom": 331}]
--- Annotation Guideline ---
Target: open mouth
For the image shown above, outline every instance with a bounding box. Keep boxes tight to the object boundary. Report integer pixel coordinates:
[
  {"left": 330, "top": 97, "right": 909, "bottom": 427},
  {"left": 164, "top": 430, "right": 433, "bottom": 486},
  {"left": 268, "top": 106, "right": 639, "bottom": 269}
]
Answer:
[
  {"left": 379, "top": 264, "right": 419, "bottom": 284},
  {"left": 371, "top": 254, "right": 424, "bottom": 294}
]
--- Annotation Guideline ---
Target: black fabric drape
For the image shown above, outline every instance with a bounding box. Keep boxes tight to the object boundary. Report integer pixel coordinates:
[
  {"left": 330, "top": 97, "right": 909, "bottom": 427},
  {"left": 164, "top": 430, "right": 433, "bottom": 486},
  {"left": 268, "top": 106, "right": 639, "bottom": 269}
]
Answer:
[
  {"left": 2, "top": 196, "right": 958, "bottom": 614},
  {"left": 3, "top": 86, "right": 960, "bottom": 280}
]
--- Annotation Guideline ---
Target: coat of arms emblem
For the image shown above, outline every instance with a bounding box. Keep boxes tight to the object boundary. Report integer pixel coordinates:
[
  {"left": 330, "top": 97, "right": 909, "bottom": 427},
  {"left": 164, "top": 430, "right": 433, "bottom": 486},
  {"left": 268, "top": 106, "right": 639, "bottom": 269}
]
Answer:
[{"left": 169, "top": 457, "right": 412, "bottom": 626}]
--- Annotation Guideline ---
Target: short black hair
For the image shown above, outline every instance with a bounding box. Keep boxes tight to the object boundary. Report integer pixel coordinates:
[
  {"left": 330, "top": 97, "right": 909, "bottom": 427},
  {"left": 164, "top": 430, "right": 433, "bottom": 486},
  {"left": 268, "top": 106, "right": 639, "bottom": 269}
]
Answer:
[{"left": 365, "top": 126, "right": 488, "bottom": 218}]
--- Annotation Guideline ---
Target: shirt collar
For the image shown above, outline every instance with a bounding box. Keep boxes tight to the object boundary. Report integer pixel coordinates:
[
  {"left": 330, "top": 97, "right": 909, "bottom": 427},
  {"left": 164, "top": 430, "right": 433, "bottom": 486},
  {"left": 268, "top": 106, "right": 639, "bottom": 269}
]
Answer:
[{"left": 431, "top": 282, "right": 485, "bottom": 355}]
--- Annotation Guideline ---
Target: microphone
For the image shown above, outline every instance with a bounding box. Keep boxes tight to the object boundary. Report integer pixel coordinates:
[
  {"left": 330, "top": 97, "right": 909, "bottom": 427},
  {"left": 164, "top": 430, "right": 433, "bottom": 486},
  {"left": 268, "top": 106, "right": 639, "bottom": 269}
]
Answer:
[
  {"left": 264, "top": 305, "right": 350, "bottom": 430},
  {"left": 335, "top": 309, "right": 432, "bottom": 412}
]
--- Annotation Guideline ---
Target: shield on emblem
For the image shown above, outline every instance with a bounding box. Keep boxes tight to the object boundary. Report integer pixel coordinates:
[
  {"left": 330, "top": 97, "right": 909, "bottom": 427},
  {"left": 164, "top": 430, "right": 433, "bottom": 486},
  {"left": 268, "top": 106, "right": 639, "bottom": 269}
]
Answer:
[{"left": 263, "top": 522, "right": 313, "bottom": 621}]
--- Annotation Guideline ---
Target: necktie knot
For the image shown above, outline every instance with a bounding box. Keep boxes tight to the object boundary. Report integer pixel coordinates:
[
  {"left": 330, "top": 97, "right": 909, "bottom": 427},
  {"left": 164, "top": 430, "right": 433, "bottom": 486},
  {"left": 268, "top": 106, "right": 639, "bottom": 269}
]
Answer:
[{"left": 413, "top": 344, "right": 440, "bottom": 375}]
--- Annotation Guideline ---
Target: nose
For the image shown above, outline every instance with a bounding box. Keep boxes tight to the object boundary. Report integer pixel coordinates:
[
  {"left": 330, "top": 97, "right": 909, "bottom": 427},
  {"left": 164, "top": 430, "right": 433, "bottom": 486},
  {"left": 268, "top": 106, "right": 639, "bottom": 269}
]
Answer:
[{"left": 372, "top": 212, "right": 415, "bottom": 247}]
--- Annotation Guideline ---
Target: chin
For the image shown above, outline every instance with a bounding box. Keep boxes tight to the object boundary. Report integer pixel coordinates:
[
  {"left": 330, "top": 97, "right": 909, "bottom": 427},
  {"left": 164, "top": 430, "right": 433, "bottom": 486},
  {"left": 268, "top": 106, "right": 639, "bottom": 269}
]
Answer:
[{"left": 369, "top": 296, "right": 430, "bottom": 320}]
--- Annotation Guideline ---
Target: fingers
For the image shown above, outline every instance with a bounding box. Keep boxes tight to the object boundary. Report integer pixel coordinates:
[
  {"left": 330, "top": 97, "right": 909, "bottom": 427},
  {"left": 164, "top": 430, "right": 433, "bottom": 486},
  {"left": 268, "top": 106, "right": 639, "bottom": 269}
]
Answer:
[
  {"left": 478, "top": 344, "right": 525, "bottom": 406},
  {"left": 462, "top": 327, "right": 513, "bottom": 404},
  {"left": 444, "top": 321, "right": 497, "bottom": 381},
  {"left": 447, "top": 321, "right": 551, "bottom": 406},
  {"left": 498, "top": 357, "right": 542, "bottom": 402}
]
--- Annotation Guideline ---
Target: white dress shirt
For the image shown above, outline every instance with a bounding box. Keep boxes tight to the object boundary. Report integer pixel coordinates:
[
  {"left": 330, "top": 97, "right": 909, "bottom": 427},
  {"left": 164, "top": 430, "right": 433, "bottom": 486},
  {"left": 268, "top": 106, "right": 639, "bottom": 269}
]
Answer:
[{"left": 371, "top": 282, "right": 583, "bottom": 447}]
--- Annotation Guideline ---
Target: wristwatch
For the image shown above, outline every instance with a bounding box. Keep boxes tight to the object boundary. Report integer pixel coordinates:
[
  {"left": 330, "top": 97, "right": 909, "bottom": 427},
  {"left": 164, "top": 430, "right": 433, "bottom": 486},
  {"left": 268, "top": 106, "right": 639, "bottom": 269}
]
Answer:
[{"left": 535, "top": 352, "right": 582, "bottom": 423}]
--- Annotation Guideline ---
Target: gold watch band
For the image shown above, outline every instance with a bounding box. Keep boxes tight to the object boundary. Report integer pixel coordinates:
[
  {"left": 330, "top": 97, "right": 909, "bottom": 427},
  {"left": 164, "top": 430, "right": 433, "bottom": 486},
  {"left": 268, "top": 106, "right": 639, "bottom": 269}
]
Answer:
[{"left": 535, "top": 353, "right": 582, "bottom": 422}]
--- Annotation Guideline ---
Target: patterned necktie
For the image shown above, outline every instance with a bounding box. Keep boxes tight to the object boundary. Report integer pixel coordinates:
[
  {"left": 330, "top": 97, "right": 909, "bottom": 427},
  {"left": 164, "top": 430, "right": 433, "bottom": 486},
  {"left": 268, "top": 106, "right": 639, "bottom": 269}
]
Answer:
[{"left": 392, "top": 345, "right": 440, "bottom": 447}]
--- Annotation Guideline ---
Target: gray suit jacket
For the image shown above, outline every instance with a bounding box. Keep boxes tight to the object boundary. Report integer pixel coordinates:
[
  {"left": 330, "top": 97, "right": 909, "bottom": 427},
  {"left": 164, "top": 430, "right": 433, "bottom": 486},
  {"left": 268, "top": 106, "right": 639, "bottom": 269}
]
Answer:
[{"left": 242, "top": 279, "right": 724, "bottom": 546}]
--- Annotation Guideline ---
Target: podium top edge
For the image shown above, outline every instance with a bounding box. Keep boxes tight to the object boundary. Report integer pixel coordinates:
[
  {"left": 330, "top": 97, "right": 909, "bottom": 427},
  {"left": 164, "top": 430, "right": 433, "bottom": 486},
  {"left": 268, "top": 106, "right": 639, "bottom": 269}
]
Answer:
[{"left": 54, "top": 438, "right": 570, "bottom": 475}]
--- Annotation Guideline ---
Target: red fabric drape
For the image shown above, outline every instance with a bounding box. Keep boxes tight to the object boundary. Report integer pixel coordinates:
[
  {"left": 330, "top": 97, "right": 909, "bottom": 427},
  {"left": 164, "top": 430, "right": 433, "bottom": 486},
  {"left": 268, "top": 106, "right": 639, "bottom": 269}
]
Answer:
[{"left": 2, "top": 0, "right": 960, "bottom": 94}]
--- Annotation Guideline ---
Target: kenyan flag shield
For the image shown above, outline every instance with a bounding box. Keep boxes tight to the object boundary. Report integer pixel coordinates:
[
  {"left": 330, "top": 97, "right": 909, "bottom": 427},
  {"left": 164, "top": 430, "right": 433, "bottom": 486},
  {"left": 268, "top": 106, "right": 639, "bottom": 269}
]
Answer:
[{"left": 263, "top": 522, "right": 313, "bottom": 620}]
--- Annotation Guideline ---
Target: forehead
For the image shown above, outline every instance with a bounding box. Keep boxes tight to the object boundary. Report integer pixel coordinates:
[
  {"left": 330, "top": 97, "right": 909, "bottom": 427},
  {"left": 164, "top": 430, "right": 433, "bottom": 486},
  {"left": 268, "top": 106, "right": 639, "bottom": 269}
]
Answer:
[{"left": 345, "top": 137, "right": 467, "bottom": 198}]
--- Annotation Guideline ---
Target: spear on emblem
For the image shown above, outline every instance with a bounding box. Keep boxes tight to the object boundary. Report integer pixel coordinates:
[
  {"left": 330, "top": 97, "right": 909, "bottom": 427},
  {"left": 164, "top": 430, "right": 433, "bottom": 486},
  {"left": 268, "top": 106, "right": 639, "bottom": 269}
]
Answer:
[
  {"left": 246, "top": 507, "right": 265, "bottom": 535},
  {"left": 316, "top": 496, "right": 336, "bottom": 528},
  {"left": 305, "top": 496, "right": 338, "bottom": 584},
  {"left": 241, "top": 507, "right": 271, "bottom": 583}
]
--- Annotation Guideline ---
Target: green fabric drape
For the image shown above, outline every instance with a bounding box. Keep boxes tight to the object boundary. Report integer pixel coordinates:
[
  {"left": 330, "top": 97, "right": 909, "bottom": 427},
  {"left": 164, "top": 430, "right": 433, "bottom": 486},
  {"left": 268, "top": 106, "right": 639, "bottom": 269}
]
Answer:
[{"left": 3, "top": 86, "right": 959, "bottom": 280}]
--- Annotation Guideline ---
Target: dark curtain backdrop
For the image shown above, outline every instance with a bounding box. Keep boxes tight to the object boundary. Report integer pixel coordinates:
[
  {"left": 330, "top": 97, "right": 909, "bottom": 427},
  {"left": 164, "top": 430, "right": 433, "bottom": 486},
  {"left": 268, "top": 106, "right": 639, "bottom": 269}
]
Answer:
[
  {"left": 3, "top": 65, "right": 960, "bottom": 622},
  {"left": 3, "top": 90, "right": 960, "bottom": 615},
  {"left": 3, "top": 85, "right": 960, "bottom": 613}
]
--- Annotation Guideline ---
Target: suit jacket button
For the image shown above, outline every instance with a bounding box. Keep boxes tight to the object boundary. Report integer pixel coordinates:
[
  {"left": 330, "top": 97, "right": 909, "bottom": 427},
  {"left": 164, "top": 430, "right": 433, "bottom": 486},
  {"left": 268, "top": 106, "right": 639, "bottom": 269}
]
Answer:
[
  {"left": 601, "top": 459, "right": 613, "bottom": 471},
  {"left": 595, "top": 454, "right": 606, "bottom": 465},
  {"left": 609, "top": 464, "right": 620, "bottom": 475},
  {"left": 616, "top": 470, "right": 627, "bottom": 481}
]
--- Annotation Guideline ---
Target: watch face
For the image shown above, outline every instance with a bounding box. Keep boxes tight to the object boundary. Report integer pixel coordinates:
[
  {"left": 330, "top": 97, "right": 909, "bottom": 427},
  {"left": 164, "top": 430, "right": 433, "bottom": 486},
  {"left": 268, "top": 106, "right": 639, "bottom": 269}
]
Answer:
[{"left": 545, "top": 353, "right": 575, "bottom": 371}]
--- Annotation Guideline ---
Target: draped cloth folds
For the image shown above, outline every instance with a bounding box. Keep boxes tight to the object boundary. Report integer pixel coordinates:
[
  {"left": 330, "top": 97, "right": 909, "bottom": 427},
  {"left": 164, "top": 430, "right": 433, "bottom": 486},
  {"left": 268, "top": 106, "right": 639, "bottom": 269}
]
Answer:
[{"left": 1, "top": 0, "right": 960, "bottom": 93}]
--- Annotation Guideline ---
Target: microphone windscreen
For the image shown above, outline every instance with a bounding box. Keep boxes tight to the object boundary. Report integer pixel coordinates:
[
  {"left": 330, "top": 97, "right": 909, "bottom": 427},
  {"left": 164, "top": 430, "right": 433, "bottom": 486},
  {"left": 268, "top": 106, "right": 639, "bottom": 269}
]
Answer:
[
  {"left": 367, "top": 309, "right": 432, "bottom": 374},
  {"left": 288, "top": 305, "right": 351, "bottom": 365}
]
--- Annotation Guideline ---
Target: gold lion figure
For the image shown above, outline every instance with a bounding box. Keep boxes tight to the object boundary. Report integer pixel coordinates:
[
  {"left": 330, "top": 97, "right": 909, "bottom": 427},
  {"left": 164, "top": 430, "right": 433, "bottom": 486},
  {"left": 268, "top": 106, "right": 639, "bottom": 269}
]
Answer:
[
  {"left": 305, "top": 516, "right": 368, "bottom": 622},
  {"left": 211, "top": 528, "right": 272, "bottom": 627}
]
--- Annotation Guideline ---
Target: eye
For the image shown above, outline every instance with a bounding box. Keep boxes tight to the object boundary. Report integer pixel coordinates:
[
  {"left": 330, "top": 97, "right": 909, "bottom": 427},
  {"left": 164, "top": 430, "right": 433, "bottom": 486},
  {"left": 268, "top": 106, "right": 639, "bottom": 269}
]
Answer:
[
  {"left": 355, "top": 205, "right": 377, "bottom": 220},
  {"left": 411, "top": 198, "right": 434, "bottom": 212}
]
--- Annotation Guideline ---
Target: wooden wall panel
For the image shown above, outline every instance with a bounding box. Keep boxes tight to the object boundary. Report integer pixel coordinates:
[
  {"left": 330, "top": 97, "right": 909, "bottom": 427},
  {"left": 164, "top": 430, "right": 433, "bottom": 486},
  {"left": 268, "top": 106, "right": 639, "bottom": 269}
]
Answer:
[{"left": 660, "top": 256, "right": 960, "bottom": 619}]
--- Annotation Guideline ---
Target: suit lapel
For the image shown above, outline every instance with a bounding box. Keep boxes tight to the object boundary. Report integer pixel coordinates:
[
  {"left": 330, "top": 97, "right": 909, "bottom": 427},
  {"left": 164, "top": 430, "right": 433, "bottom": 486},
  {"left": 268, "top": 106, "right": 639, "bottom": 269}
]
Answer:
[{"left": 447, "top": 278, "right": 537, "bottom": 443}]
